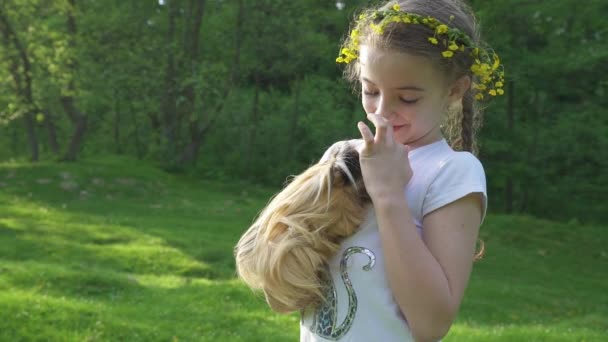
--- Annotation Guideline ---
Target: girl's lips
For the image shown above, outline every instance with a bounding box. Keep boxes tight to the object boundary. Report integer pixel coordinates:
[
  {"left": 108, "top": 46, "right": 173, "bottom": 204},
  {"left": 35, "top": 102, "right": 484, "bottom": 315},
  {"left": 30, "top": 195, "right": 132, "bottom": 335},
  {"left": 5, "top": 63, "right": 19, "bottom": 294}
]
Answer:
[{"left": 393, "top": 125, "right": 407, "bottom": 131}]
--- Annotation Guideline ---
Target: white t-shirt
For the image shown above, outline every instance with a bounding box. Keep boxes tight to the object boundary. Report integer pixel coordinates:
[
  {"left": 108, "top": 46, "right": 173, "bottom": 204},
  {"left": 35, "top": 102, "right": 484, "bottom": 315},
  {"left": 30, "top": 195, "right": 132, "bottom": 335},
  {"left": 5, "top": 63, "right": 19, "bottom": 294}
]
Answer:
[{"left": 299, "top": 138, "right": 487, "bottom": 342}]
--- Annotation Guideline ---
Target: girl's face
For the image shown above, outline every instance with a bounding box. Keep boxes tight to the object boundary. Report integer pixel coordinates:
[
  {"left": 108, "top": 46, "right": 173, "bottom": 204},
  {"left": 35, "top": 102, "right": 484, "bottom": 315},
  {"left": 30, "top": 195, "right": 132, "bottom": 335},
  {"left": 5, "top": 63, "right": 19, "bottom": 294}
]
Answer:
[{"left": 358, "top": 45, "right": 468, "bottom": 148}]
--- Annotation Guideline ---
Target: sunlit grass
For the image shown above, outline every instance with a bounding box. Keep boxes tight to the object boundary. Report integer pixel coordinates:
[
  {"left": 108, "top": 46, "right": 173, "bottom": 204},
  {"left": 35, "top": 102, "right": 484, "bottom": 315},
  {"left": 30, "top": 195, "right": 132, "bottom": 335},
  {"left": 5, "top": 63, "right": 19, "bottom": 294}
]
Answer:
[{"left": 0, "top": 157, "right": 605, "bottom": 341}]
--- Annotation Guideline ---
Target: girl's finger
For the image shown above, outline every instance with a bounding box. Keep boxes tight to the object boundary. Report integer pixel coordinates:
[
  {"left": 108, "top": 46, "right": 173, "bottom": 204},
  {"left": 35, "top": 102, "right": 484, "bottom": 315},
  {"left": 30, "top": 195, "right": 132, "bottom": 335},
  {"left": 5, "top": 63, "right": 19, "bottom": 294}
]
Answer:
[
  {"left": 384, "top": 116, "right": 395, "bottom": 145},
  {"left": 357, "top": 121, "right": 374, "bottom": 150},
  {"left": 367, "top": 113, "right": 390, "bottom": 144}
]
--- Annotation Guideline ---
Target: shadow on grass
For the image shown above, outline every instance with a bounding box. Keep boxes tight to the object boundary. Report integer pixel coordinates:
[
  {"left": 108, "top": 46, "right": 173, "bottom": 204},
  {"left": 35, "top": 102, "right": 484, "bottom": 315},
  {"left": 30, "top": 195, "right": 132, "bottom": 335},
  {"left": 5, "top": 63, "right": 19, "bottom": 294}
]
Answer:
[
  {"left": 1, "top": 270, "right": 299, "bottom": 341},
  {"left": 1, "top": 160, "right": 607, "bottom": 341},
  {"left": 0, "top": 160, "right": 270, "bottom": 281}
]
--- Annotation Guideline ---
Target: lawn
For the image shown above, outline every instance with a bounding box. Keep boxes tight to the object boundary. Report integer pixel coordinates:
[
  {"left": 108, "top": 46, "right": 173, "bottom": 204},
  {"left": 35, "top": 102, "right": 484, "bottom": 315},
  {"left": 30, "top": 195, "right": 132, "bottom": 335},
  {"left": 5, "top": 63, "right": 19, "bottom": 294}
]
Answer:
[{"left": 0, "top": 157, "right": 605, "bottom": 341}]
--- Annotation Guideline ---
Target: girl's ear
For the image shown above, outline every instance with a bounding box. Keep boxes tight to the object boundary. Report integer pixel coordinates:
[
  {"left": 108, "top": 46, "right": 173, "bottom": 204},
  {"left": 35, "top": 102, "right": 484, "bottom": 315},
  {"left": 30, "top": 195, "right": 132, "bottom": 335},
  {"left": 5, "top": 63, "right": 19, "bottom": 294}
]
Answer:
[{"left": 447, "top": 75, "right": 471, "bottom": 106}]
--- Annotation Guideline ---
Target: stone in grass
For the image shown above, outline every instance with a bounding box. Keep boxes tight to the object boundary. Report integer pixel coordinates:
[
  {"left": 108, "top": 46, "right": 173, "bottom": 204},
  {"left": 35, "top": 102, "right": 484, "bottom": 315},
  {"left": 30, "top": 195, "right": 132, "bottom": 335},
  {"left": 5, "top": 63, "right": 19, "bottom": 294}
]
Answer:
[
  {"left": 59, "top": 171, "right": 72, "bottom": 180},
  {"left": 127, "top": 274, "right": 139, "bottom": 285},
  {"left": 91, "top": 178, "right": 105, "bottom": 186},
  {"left": 36, "top": 178, "right": 52, "bottom": 184},
  {"left": 115, "top": 178, "right": 136, "bottom": 186},
  {"left": 60, "top": 181, "right": 79, "bottom": 191}
]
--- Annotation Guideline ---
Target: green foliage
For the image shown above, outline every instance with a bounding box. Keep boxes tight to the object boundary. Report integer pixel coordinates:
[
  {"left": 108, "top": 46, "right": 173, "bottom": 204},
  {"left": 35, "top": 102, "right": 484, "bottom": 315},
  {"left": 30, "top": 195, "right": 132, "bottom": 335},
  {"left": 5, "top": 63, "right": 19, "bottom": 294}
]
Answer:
[{"left": 0, "top": 0, "right": 605, "bottom": 223}]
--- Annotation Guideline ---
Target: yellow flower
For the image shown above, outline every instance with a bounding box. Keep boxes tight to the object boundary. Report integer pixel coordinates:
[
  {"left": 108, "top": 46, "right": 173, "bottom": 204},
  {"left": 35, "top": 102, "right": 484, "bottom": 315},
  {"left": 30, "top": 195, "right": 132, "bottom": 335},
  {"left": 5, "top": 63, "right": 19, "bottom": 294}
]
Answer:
[
  {"left": 459, "top": 45, "right": 465, "bottom": 52},
  {"left": 423, "top": 19, "right": 429, "bottom": 24},
  {"left": 475, "top": 93, "right": 484, "bottom": 100},
  {"left": 492, "top": 54, "right": 500, "bottom": 71},
  {"left": 340, "top": 47, "right": 357, "bottom": 61},
  {"left": 449, "top": 15, "right": 455, "bottom": 21},
  {"left": 489, "top": 89, "right": 497, "bottom": 96},
  {"left": 472, "top": 83, "right": 487, "bottom": 91},
  {"left": 350, "top": 29, "right": 360, "bottom": 39},
  {"left": 36, "top": 113, "right": 45, "bottom": 122},
  {"left": 497, "top": 89, "right": 505, "bottom": 95},
  {"left": 370, "top": 23, "right": 384, "bottom": 34},
  {"left": 336, "top": 57, "right": 345, "bottom": 63},
  {"left": 436, "top": 25, "right": 449, "bottom": 34},
  {"left": 392, "top": 4, "right": 400, "bottom": 11},
  {"left": 403, "top": 16, "right": 412, "bottom": 23},
  {"left": 448, "top": 42, "right": 459, "bottom": 51},
  {"left": 495, "top": 81, "right": 504, "bottom": 87},
  {"left": 428, "top": 37, "right": 438, "bottom": 45},
  {"left": 472, "top": 63, "right": 491, "bottom": 77},
  {"left": 442, "top": 50, "right": 454, "bottom": 58}
]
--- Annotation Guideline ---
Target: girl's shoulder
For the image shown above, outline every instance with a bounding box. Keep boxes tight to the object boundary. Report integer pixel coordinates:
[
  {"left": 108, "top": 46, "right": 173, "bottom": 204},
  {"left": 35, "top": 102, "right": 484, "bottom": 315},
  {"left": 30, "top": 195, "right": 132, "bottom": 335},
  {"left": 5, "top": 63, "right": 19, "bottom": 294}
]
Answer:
[
  {"left": 412, "top": 138, "right": 484, "bottom": 174},
  {"left": 422, "top": 149, "right": 488, "bottom": 223}
]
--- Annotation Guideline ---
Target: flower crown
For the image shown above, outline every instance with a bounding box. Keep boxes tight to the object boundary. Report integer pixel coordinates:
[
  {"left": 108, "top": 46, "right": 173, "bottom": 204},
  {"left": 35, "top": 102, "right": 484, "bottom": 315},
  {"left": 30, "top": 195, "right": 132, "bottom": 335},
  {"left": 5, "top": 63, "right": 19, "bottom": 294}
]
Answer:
[{"left": 336, "top": 4, "right": 505, "bottom": 101}]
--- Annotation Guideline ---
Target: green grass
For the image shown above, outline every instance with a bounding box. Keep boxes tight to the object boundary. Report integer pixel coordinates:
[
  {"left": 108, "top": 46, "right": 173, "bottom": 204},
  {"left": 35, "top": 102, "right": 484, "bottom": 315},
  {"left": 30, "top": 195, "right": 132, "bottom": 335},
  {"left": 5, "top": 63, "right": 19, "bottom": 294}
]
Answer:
[{"left": 0, "top": 156, "right": 606, "bottom": 341}]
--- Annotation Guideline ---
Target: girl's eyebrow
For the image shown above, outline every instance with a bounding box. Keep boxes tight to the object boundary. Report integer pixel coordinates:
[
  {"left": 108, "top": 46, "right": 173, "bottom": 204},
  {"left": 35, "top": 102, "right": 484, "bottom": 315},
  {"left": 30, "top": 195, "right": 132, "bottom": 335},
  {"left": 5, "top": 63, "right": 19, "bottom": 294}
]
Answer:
[{"left": 361, "top": 77, "right": 425, "bottom": 91}]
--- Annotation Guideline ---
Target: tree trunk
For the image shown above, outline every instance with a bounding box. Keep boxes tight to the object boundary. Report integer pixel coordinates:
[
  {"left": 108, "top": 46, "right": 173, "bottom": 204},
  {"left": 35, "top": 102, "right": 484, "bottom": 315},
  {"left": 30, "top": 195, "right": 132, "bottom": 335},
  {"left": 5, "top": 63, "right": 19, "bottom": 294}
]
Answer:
[
  {"left": 11, "top": 122, "right": 19, "bottom": 156},
  {"left": 113, "top": 89, "right": 122, "bottom": 154},
  {"left": 43, "top": 109, "right": 60, "bottom": 155},
  {"left": 177, "top": 0, "right": 242, "bottom": 167},
  {"left": 129, "top": 101, "right": 144, "bottom": 159},
  {"left": 505, "top": 80, "right": 514, "bottom": 213},
  {"left": 60, "top": 96, "right": 88, "bottom": 161},
  {"left": 245, "top": 74, "right": 261, "bottom": 168},
  {"left": 179, "top": 0, "right": 206, "bottom": 120},
  {"left": 0, "top": 8, "right": 40, "bottom": 161},
  {"left": 60, "top": 0, "right": 88, "bottom": 162},
  {"left": 287, "top": 77, "right": 301, "bottom": 159},
  {"left": 23, "top": 112, "right": 39, "bottom": 162},
  {"left": 161, "top": 0, "right": 179, "bottom": 165}
]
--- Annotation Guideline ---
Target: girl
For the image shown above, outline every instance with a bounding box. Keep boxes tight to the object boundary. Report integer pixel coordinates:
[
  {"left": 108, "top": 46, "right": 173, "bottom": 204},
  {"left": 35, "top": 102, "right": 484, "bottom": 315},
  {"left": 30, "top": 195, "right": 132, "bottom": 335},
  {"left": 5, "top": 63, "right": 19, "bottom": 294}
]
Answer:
[
  {"left": 301, "top": 0, "right": 503, "bottom": 341},
  {"left": 236, "top": 0, "right": 504, "bottom": 341}
]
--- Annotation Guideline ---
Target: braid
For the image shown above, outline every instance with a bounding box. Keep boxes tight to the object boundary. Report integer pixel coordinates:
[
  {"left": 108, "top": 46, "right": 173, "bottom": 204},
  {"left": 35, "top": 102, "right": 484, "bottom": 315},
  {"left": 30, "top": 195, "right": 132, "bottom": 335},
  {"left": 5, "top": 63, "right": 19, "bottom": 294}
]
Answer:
[
  {"left": 461, "top": 90, "right": 476, "bottom": 155},
  {"left": 441, "top": 88, "right": 483, "bottom": 156}
]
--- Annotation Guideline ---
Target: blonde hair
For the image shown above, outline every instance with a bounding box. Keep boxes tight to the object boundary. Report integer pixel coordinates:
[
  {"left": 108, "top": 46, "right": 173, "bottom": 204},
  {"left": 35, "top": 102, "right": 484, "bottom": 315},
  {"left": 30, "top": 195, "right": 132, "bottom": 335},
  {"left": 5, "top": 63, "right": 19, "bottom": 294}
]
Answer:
[{"left": 234, "top": 141, "right": 370, "bottom": 313}]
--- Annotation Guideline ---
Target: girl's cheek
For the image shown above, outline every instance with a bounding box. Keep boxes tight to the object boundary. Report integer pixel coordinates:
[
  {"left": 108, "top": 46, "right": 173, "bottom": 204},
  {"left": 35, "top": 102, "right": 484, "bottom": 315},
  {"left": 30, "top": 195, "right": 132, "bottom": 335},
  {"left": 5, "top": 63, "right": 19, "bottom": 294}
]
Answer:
[{"left": 362, "top": 98, "right": 376, "bottom": 114}]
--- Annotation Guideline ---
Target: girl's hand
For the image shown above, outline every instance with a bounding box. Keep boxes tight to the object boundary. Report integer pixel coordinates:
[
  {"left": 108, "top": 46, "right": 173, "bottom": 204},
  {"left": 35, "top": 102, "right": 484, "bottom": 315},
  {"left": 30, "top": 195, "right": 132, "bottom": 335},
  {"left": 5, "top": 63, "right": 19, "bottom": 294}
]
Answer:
[{"left": 357, "top": 113, "right": 413, "bottom": 201}]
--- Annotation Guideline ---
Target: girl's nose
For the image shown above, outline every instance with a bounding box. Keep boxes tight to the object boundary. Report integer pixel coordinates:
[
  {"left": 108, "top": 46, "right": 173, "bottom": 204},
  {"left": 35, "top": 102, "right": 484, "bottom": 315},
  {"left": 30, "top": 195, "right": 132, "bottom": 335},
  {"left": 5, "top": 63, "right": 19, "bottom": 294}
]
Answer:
[{"left": 376, "top": 97, "right": 395, "bottom": 120}]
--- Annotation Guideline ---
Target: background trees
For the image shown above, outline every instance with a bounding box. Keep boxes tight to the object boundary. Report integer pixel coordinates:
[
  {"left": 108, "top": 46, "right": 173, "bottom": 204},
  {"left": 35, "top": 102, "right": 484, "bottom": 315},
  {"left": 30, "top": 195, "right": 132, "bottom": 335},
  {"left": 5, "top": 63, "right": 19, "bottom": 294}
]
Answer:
[{"left": 1, "top": 0, "right": 605, "bottom": 223}]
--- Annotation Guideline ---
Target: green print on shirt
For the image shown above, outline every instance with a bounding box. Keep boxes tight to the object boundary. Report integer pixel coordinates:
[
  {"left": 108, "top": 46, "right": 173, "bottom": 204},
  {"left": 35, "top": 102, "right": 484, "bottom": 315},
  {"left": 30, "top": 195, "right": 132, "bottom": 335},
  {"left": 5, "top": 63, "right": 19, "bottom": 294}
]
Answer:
[{"left": 311, "top": 246, "right": 376, "bottom": 340}]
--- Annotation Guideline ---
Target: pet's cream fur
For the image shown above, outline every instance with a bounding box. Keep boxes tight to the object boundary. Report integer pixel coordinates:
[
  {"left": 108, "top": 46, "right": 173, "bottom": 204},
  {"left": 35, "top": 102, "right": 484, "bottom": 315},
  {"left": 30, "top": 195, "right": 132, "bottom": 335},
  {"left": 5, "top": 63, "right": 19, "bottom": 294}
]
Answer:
[{"left": 234, "top": 140, "right": 371, "bottom": 313}]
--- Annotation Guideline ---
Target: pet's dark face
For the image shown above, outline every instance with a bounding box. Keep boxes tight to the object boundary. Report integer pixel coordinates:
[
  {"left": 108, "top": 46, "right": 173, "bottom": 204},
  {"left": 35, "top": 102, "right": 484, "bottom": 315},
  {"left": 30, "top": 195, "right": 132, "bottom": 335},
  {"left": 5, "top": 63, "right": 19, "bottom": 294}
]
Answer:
[
  {"left": 327, "top": 140, "right": 369, "bottom": 201},
  {"left": 338, "top": 142, "right": 362, "bottom": 183}
]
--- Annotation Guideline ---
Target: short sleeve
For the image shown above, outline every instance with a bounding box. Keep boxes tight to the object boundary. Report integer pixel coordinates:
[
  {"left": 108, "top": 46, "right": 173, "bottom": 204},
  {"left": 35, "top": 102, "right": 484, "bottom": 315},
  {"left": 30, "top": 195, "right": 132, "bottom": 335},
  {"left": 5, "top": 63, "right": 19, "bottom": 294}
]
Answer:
[{"left": 422, "top": 152, "right": 488, "bottom": 225}]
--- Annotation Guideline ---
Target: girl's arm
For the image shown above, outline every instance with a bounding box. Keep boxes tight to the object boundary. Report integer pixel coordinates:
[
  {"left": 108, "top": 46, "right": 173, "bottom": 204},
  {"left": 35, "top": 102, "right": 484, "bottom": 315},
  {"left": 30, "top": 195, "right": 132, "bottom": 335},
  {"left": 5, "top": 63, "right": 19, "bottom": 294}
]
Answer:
[{"left": 373, "top": 192, "right": 483, "bottom": 342}]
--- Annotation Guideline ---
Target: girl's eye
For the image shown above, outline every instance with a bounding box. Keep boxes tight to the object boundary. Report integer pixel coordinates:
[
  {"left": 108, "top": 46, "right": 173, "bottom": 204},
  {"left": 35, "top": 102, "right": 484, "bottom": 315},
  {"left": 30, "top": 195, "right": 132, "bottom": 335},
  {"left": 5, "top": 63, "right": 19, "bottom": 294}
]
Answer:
[
  {"left": 400, "top": 98, "right": 419, "bottom": 104},
  {"left": 363, "top": 90, "right": 419, "bottom": 104}
]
